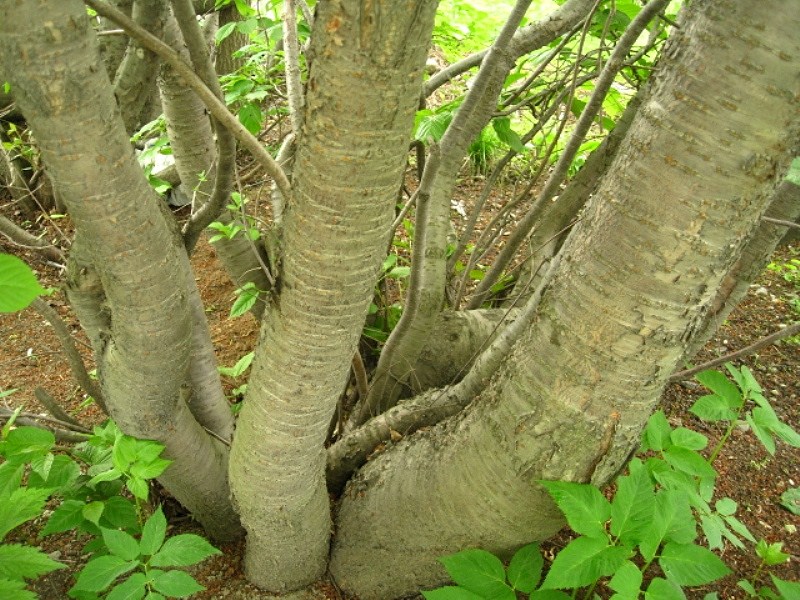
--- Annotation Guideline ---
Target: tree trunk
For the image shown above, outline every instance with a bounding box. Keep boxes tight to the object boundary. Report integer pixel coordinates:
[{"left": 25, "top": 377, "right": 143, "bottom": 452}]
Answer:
[
  {"left": 0, "top": 0, "right": 241, "bottom": 541},
  {"left": 330, "top": 1, "right": 799, "bottom": 596},
  {"left": 228, "top": 0, "right": 440, "bottom": 591}
]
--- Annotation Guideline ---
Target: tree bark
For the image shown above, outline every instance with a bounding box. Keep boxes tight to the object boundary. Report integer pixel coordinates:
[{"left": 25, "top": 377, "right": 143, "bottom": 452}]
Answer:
[
  {"left": 330, "top": 1, "right": 799, "bottom": 596},
  {"left": 228, "top": 0, "right": 440, "bottom": 591},
  {"left": 0, "top": 0, "right": 241, "bottom": 540}
]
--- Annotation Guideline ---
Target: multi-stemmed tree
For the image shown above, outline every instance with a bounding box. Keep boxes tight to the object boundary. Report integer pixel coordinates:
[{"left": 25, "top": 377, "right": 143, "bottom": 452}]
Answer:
[{"left": 0, "top": 0, "right": 797, "bottom": 596}]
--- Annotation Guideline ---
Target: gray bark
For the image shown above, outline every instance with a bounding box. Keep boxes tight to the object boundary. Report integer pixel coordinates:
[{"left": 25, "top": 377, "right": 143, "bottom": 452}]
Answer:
[
  {"left": 228, "top": 0, "right": 440, "bottom": 591},
  {"left": 0, "top": 0, "right": 240, "bottom": 540},
  {"left": 330, "top": 1, "right": 799, "bottom": 596}
]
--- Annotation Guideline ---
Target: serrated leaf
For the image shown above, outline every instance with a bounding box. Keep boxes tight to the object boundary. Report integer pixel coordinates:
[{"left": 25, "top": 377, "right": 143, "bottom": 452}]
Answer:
[
  {"left": 643, "top": 411, "right": 672, "bottom": 451},
  {"left": 0, "top": 543, "right": 65, "bottom": 580},
  {"left": 507, "top": 543, "right": 543, "bottom": 593},
  {"left": 72, "top": 555, "right": 138, "bottom": 592},
  {"left": 0, "top": 462, "right": 25, "bottom": 497},
  {"left": 670, "top": 428, "right": 707, "bottom": 451},
  {"left": 746, "top": 412, "right": 775, "bottom": 455},
  {"left": 4, "top": 427, "right": 55, "bottom": 460},
  {"left": 541, "top": 537, "right": 629, "bottom": 589},
  {"left": 130, "top": 458, "right": 171, "bottom": 481},
  {"left": 215, "top": 21, "right": 237, "bottom": 44},
  {"left": 608, "top": 561, "right": 642, "bottom": 596},
  {"left": 610, "top": 468, "right": 654, "bottom": 545},
  {"left": 663, "top": 446, "right": 717, "bottom": 479},
  {"left": 689, "top": 394, "right": 737, "bottom": 422},
  {"left": 640, "top": 490, "right": 696, "bottom": 561},
  {"left": 422, "top": 587, "right": 484, "bottom": 600},
  {"left": 387, "top": 266, "right": 411, "bottom": 279},
  {"left": 28, "top": 455, "right": 81, "bottom": 492},
  {"left": 644, "top": 577, "right": 686, "bottom": 600},
  {"left": 0, "top": 577, "right": 35, "bottom": 600},
  {"left": 151, "top": 569, "right": 205, "bottom": 597},
  {"left": 530, "top": 591, "right": 572, "bottom": 600},
  {"left": 101, "top": 497, "right": 140, "bottom": 532},
  {"left": 126, "top": 477, "right": 150, "bottom": 501},
  {"left": 0, "top": 254, "right": 46, "bottom": 312},
  {"left": 541, "top": 481, "right": 611, "bottom": 539},
  {"left": 238, "top": 103, "right": 262, "bottom": 135},
  {"left": 756, "top": 540, "right": 789, "bottom": 566},
  {"left": 230, "top": 287, "right": 259, "bottom": 318},
  {"left": 771, "top": 575, "right": 800, "bottom": 598},
  {"left": 83, "top": 501, "right": 105, "bottom": 526},
  {"left": 492, "top": 117, "right": 526, "bottom": 153},
  {"left": 722, "top": 515, "right": 755, "bottom": 544},
  {"left": 0, "top": 487, "right": 50, "bottom": 540},
  {"left": 42, "top": 500, "right": 87, "bottom": 535},
  {"left": 699, "top": 514, "right": 724, "bottom": 550},
  {"left": 437, "top": 549, "right": 513, "bottom": 600},
  {"left": 101, "top": 528, "right": 141, "bottom": 562},
  {"left": 106, "top": 572, "right": 147, "bottom": 600},
  {"left": 695, "top": 370, "right": 742, "bottom": 408},
  {"left": 770, "top": 420, "right": 800, "bottom": 447},
  {"left": 658, "top": 542, "right": 731, "bottom": 585},
  {"left": 714, "top": 497, "right": 736, "bottom": 516},
  {"left": 139, "top": 508, "right": 167, "bottom": 557},
  {"left": 149, "top": 534, "right": 220, "bottom": 567}
]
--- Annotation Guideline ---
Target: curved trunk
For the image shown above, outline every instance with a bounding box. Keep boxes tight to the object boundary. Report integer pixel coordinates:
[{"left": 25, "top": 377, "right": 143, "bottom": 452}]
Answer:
[
  {"left": 0, "top": 0, "right": 240, "bottom": 540},
  {"left": 228, "top": 0, "right": 439, "bottom": 591},
  {"left": 330, "top": 1, "right": 799, "bottom": 596}
]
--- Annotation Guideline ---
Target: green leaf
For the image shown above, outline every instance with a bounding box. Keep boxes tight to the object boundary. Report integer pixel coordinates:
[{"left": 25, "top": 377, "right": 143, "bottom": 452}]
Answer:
[
  {"left": 387, "top": 266, "right": 411, "bottom": 279},
  {"left": 541, "top": 481, "right": 611, "bottom": 539},
  {"left": 610, "top": 468, "right": 654, "bottom": 545},
  {"left": 101, "top": 528, "right": 141, "bottom": 562},
  {"left": 126, "top": 477, "right": 150, "bottom": 501},
  {"left": 28, "top": 455, "right": 80, "bottom": 492},
  {"left": 83, "top": 501, "right": 105, "bottom": 526},
  {"left": 737, "top": 580, "right": 757, "bottom": 595},
  {"left": 0, "top": 543, "right": 65, "bottom": 580},
  {"left": 150, "top": 569, "right": 205, "bottom": 597},
  {"left": 0, "top": 462, "right": 25, "bottom": 497},
  {"left": 72, "top": 555, "right": 138, "bottom": 592},
  {"left": 129, "top": 458, "right": 171, "bottom": 480},
  {"left": 0, "top": 577, "right": 36, "bottom": 600},
  {"left": 714, "top": 497, "right": 736, "bottom": 516},
  {"left": 755, "top": 539, "right": 789, "bottom": 566},
  {"left": 780, "top": 486, "right": 800, "bottom": 515},
  {"left": 237, "top": 103, "right": 262, "bottom": 135},
  {"left": 438, "top": 549, "right": 513, "bottom": 600},
  {"left": 507, "top": 543, "right": 543, "bottom": 593},
  {"left": 746, "top": 411, "right": 775, "bottom": 455},
  {"left": 492, "top": 117, "right": 526, "bottom": 153},
  {"left": 699, "top": 514, "right": 724, "bottom": 550},
  {"left": 663, "top": 446, "right": 717, "bottom": 479},
  {"left": 695, "top": 370, "right": 742, "bottom": 408},
  {"left": 670, "top": 428, "right": 707, "bottom": 451},
  {"left": 643, "top": 411, "right": 672, "bottom": 451},
  {"left": 0, "top": 487, "right": 50, "bottom": 541},
  {"left": 541, "top": 537, "right": 629, "bottom": 589},
  {"left": 422, "top": 587, "right": 484, "bottom": 600},
  {"left": 608, "top": 561, "right": 642, "bottom": 596},
  {"left": 771, "top": 575, "right": 800, "bottom": 598},
  {"left": 101, "top": 497, "right": 140, "bottom": 532},
  {"left": 640, "top": 490, "right": 696, "bottom": 561},
  {"left": 770, "top": 420, "right": 800, "bottom": 447},
  {"left": 42, "top": 499, "right": 87, "bottom": 535},
  {"left": 139, "top": 507, "right": 167, "bottom": 557},
  {"left": 149, "top": 534, "right": 220, "bottom": 567},
  {"left": 215, "top": 21, "right": 237, "bottom": 44},
  {"left": 721, "top": 515, "right": 755, "bottom": 544},
  {"left": 785, "top": 156, "right": 800, "bottom": 186},
  {"left": 658, "top": 542, "right": 731, "bottom": 586},
  {"left": 106, "top": 572, "right": 147, "bottom": 600},
  {"left": 4, "top": 427, "right": 55, "bottom": 460},
  {"left": 689, "top": 394, "right": 738, "bottom": 422},
  {"left": 0, "top": 254, "right": 46, "bottom": 312},
  {"left": 230, "top": 284, "right": 259, "bottom": 318},
  {"left": 644, "top": 577, "right": 686, "bottom": 600}
]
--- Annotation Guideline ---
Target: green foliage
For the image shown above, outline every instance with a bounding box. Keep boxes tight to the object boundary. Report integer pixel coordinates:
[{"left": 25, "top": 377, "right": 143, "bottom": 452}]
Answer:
[
  {"left": 425, "top": 365, "right": 799, "bottom": 598},
  {"left": 230, "top": 282, "right": 262, "bottom": 318},
  {"left": 0, "top": 413, "right": 219, "bottom": 599},
  {"left": 779, "top": 487, "right": 800, "bottom": 515},
  {"left": 0, "top": 254, "right": 47, "bottom": 313}
]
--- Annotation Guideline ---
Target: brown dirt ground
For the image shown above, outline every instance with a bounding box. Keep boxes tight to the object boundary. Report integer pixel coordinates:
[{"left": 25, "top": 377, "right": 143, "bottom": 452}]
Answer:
[{"left": 0, "top": 199, "right": 798, "bottom": 597}]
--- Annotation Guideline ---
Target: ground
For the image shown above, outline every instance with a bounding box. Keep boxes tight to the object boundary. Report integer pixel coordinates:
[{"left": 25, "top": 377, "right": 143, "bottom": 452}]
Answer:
[{"left": 0, "top": 205, "right": 798, "bottom": 598}]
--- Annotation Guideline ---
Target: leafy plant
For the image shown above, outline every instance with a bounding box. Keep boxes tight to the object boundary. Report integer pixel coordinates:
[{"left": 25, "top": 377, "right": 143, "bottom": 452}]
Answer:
[{"left": 423, "top": 364, "right": 800, "bottom": 598}]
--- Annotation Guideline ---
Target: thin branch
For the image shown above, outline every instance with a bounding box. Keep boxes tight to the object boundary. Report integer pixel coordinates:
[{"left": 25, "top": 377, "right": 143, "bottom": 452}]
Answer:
[
  {"left": 0, "top": 407, "right": 91, "bottom": 434},
  {"left": 762, "top": 216, "right": 800, "bottom": 230},
  {"left": 351, "top": 350, "right": 369, "bottom": 402},
  {"left": 469, "top": 0, "right": 669, "bottom": 306},
  {"left": 0, "top": 215, "right": 64, "bottom": 263},
  {"left": 669, "top": 322, "right": 800, "bottom": 382},
  {"left": 33, "top": 387, "right": 84, "bottom": 428},
  {"left": 297, "top": 0, "right": 314, "bottom": 28},
  {"left": 83, "top": 0, "right": 292, "bottom": 202},
  {"left": 31, "top": 297, "right": 107, "bottom": 412}
]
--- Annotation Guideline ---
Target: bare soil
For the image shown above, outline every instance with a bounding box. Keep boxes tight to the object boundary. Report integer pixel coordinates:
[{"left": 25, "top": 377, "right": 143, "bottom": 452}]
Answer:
[{"left": 0, "top": 206, "right": 798, "bottom": 597}]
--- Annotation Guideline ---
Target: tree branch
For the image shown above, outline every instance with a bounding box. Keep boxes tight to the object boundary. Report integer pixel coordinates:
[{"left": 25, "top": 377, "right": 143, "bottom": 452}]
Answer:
[
  {"left": 0, "top": 215, "right": 64, "bottom": 263},
  {"left": 83, "top": 0, "right": 293, "bottom": 202},
  {"left": 669, "top": 322, "right": 800, "bottom": 382}
]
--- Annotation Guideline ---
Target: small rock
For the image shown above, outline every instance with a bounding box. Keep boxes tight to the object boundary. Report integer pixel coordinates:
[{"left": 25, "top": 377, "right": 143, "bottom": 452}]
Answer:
[{"left": 754, "top": 286, "right": 769, "bottom": 295}]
